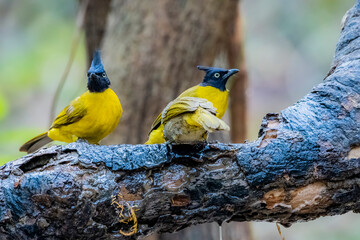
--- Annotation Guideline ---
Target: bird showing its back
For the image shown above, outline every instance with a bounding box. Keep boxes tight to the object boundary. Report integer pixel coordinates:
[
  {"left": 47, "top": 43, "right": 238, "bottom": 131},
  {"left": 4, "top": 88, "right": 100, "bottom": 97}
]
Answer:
[
  {"left": 162, "top": 97, "right": 229, "bottom": 144},
  {"left": 145, "top": 66, "right": 239, "bottom": 144},
  {"left": 20, "top": 50, "right": 123, "bottom": 153}
]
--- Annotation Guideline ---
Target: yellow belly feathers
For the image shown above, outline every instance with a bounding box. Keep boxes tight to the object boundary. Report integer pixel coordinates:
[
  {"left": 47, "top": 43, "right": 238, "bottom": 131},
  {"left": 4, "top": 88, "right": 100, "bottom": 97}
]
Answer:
[{"left": 48, "top": 88, "right": 122, "bottom": 144}]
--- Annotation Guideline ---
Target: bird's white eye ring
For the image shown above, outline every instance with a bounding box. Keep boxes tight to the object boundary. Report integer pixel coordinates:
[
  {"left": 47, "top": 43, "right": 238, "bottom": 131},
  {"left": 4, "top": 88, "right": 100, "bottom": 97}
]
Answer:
[
  {"left": 102, "top": 73, "right": 106, "bottom": 77},
  {"left": 214, "top": 73, "right": 220, "bottom": 78}
]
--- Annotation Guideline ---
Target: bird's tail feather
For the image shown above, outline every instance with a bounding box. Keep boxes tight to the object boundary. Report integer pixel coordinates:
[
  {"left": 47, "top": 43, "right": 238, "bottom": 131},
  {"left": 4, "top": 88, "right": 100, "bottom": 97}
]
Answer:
[{"left": 19, "top": 132, "right": 53, "bottom": 153}]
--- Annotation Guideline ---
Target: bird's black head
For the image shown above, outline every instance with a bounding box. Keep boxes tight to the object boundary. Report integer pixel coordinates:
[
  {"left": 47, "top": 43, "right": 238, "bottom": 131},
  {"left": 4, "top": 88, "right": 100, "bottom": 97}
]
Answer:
[
  {"left": 198, "top": 66, "right": 239, "bottom": 91},
  {"left": 87, "top": 50, "right": 110, "bottom": 93}
]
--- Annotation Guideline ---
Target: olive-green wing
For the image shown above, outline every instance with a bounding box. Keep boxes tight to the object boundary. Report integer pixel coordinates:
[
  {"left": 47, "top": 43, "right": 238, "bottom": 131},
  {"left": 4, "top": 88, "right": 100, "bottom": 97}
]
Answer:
[
  {"left": 50, "top": 97, "right": 87, "bottom": 129},
  {"left": 164, "top": 97, "right": 229, "bottom": 132},
  {"left": 148, "top": 86, "right": 201, "bottom": 134},
  {"left": 162, "top": 97, "right": 217, "bottom": 125},
  {"left": 191, "top": 107, "right": 230, "bottom": 132}
]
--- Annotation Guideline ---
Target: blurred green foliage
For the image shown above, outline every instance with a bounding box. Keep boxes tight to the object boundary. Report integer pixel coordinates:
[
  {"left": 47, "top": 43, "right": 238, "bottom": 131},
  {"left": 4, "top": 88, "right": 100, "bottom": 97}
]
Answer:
[
  {"left": 0, "top": 92, "right": 9, "bottom": 121},
  {"left": 243, "top": 0, "right": 355, "bottom": 139},
  {"left": 0, "top": 0, "right": 86, "bottom": 164}
]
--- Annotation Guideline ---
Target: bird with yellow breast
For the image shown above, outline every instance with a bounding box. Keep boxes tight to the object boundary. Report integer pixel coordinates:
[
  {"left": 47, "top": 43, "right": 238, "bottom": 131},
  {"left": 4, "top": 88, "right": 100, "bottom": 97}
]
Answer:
[
  {"left": 145, "top": 66, "right": 239, "bottom": 144},
  {"left": 20, "top": 50, "right": 123, "bottom": 153}
]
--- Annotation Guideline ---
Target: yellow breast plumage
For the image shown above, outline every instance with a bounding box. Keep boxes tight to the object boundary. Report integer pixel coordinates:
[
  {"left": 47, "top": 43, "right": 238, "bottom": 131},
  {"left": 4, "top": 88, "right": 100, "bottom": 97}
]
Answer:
[
  {"left": 20, "top": 50, "right": 123, "bottom": 153},
  {"left": 48, "top": 89, "right": 122, "bottom": 144}
]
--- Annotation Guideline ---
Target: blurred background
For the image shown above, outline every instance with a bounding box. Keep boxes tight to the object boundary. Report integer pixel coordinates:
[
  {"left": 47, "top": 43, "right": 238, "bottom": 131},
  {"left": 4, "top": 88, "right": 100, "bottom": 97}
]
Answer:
[{"left": 0, "top": 0, "right": 358, "bottom": 239}]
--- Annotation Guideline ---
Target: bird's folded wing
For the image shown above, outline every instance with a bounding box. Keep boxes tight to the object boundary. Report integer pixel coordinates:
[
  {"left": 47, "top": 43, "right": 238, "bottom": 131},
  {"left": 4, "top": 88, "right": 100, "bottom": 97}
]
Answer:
[
  {"left": 161, "top": 97, "right": 218, "bottom": 125},
  {"left": 191, "top": 108, "right": 230, "bottom": 132},
  {"left": 50, "top": 97, "right": 87, "bottom": 129},
  {"left": 148, "top": 86, "right": 201, "bottom": 134}
]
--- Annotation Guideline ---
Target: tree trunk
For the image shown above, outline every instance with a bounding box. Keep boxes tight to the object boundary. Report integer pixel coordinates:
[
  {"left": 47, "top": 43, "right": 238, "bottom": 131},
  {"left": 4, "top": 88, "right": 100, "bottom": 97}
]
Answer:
[
  {"left": 83, "top": 0, "right": 111, "bottom": 66},
  {"left": 228, "top": 7, "right": 248, "bottom": 144},
  {"left": 225, "top": 5, "right": 254, "bottom": 240},
  {"left": 101, "top": 0, "right": 239, "bottom": 145}
]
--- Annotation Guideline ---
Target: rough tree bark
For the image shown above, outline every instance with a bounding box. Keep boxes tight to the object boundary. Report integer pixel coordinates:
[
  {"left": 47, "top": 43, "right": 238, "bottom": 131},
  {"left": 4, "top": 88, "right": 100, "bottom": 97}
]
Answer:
[{"left": 1, "top": 1, "right": 360, "bottom": 240}]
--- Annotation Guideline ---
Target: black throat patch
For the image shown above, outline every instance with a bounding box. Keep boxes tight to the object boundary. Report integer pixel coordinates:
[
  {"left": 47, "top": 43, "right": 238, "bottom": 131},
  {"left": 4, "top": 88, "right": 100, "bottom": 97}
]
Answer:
[{"left": 87, "top": 73, "right": 110, "bottom": 93}]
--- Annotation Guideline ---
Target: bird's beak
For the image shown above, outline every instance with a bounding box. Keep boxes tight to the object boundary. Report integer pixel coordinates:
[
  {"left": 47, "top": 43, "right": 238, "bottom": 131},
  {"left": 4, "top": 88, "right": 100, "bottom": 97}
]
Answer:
[
  {"left": 89, "top": 73, "right": 96, "bottom": 80},
  {"left": 223, "top": 69, "right": 240, "bottom": 79}
]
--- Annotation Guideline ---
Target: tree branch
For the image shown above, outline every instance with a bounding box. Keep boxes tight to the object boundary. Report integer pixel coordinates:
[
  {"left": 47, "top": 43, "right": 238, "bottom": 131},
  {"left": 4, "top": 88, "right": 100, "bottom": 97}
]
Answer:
[{"left": 1, "top": 1, "right": 360, "bottom": 239}]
